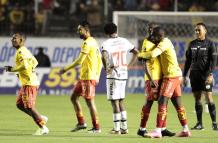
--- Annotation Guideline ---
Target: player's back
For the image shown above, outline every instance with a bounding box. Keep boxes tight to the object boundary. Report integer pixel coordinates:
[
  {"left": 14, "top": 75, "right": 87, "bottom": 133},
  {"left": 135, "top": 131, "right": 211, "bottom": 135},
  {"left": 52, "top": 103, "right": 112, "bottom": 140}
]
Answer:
[
  {"left": 80, "top": 36, "right": 102, "bottom": 80},
  {"left": 102, "top": 37, "right": 134, "bottom": 80},
  {"left": 141, "top": 39, "right": 162, "bottom": 80},
  {"left": 157, "top": 38, "right": 182, "bottom": 77},
  {"left": 15, "top": 46, "right": 39, "bottom": 86}
]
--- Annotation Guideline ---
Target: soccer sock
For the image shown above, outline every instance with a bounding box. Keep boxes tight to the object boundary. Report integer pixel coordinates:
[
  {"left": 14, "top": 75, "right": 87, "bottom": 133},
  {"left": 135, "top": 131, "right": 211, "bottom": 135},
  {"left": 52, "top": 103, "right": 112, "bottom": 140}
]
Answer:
[
  {"left": 162, "top": 114, "right": 167, "bottom": 130},
  {"left": 140, "top": 105, "right": 151, "bottom": 128},
  {"left": 176, "top": 106, "right": 188, "bottom": 126},
  {"left": 156, "top": 104, "right": 167, "bottom": 128},
  {"left": 208, "top": 102, "right": 216, "bottom": 123},
  {"left": 121, "top": 111, "right": 127, "bottom": 130},
  {"left": 113, "top": 113, "right": 121, "bottom": 131},
  {"left": 76, "top": 112, "right": 85, "bottom": 125},
  {"left": 195, "top": 102, "right": 203, "bottom": 124},
  {"left": 35, "top": 116, "right": 46, "bottom": 128},
  {"left": 91, "top": 115, "right": 100, "bottom": 130}
]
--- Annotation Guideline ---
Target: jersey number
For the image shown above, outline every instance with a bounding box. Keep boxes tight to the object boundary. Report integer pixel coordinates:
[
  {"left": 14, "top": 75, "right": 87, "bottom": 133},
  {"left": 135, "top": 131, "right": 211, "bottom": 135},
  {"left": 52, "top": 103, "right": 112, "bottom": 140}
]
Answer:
[{"left": 112, "top": 51, "right": 127, "bottom": 67}]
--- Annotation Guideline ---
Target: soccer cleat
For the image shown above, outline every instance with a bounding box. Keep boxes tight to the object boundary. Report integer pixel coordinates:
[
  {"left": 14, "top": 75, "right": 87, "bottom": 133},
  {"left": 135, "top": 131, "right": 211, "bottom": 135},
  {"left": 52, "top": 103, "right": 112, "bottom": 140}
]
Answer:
[
  {"left": 144, "top": 130, "right": 162, "bottom": 138},
  {"left": 191, "top": 122, "right": 204, "bottom": 130},
  {"left": 176, "top": 131, "right": 191, "bottom": 137},
  {"left": 41, "top": 115, "right": 48, "bottom": 124},
  {"left": 88, "top": 128, "right": 101, "bottom": 133},
  {"left": 110, "top": 129, "right": 121, "bottom": 134},
  {"left": 33, "top": 126, "right": 49, "bottom": 135},
  {"left": 161, "top": 129, "right": 176, "bottom": 137},
  {"left": 70, "top": 123, "right": 87, "bottom": 132},
  {"left": 137, "top": 129, "right": 147, "bottom": 137},
  {"left": 212, "top": 123, "right": 218, "bottom": 131},
  {"left": 120, "top": 128, "right": 128, "bottom": 134}
]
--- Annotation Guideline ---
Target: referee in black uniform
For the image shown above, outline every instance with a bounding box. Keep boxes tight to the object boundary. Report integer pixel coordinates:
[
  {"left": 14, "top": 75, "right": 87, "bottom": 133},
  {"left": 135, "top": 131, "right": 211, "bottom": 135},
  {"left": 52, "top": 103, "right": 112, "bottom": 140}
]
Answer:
[{"left": 183, "top": 23, "right": 218, "bottom": 130}]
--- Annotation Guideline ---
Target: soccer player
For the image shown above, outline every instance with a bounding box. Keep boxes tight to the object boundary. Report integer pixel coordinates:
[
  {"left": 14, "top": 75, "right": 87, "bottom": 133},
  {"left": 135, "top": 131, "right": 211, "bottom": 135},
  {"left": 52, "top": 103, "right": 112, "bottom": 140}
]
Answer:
[
  {"left": 60, "top": 21, "right": 102, "bottom": 133},
  {"left": 137, "top": 23, "right": 175, "bottom": 137},
  {"left": 101, "top": 23, "right": 138, "bottom": 134},
  {"left": 138, "top": 27, "right": 191, "bottom": 138},
  {"left": 183, "top": 23, "right": 218, "bottom": 130},
  {"left": 4, "top": 33, "right": 49, "bottom": 135}
]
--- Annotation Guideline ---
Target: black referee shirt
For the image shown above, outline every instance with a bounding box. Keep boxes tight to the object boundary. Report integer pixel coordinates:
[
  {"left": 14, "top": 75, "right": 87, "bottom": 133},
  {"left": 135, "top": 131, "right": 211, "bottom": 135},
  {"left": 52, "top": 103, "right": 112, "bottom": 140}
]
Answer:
[{"left": 183, "top": 38, "right": 217, "bottom": 77}]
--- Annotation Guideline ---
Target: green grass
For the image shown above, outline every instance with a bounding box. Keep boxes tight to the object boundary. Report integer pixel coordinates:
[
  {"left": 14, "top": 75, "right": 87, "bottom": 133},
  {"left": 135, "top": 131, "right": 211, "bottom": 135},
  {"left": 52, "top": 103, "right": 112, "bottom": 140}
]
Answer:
[{"left": 0, "top": 94, "right": 218, "bottom": 143}]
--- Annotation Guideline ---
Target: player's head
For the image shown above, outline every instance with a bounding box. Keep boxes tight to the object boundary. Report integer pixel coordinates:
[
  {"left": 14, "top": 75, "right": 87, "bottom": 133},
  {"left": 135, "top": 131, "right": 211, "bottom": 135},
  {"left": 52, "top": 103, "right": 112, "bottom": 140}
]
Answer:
[
  {"left": 77, "top": 20, "right": 91, "bottom": 39},
  {"left": 195, "top": 22, "right": 207, "bottom": 40},
  {"left": 11, "top": 33, "right": 26, "bottom": 49},
  {"left": 104, "top": 23, "right": 117, "bottom": 36},
  {"left": 152, "top": 27, "right": 165, "bottom": 44},
  {"left": 147, "top": 22, "right": 159, "bottom": 36}
]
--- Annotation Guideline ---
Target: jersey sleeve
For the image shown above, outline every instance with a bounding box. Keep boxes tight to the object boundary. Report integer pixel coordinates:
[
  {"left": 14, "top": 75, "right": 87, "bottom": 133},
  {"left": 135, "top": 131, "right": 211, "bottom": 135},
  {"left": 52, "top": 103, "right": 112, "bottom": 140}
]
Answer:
[{"left": 81, "top": 41, "right": 90, "bottom": 54}]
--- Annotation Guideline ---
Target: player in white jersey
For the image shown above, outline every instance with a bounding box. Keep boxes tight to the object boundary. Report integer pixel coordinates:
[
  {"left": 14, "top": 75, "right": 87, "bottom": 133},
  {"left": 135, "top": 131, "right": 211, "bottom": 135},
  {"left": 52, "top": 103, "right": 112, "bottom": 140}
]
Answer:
[{"left": 101, "top": 23, "right": 138, "bottom": 134}]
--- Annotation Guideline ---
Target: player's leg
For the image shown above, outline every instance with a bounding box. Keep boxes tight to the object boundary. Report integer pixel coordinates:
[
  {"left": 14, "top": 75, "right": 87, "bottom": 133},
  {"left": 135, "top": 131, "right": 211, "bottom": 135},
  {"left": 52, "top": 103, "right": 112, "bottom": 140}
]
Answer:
[
  {"left": 119, "top": 99, "right": 128, "bottom": 134},
  {"left": 110, "top": 99, "right": 121, "bottom": 134},
  {"left": 138, "top": 80, "right": 154, "bottom": 136},
  {"left": 118, "top": 80, "right": 128, "bottom": 134},
  {"left": 205, "top": 91, "right": 218, "bottom": 130},
  {"left": 84, "top": 80, "right": 100, "bottom": 133},
  {"left": 85, "top": 98, "right": 101, "bottom": 133},
  {"left": 70, "top": 81, "right": 87, "bottom": 132},
  {"left": 16, "top": 87, "right": 32, "bottom": 116},
  {"left": 20, "top": 86, "right": 49, "bottom": 135}
]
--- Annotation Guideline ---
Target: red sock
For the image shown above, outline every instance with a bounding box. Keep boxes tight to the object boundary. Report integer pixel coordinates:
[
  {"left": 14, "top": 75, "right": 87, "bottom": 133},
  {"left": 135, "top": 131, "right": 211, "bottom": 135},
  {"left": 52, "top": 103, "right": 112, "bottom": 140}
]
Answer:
[
  {"left": 76, "top": 112, "right": 85, "bottom": 125},
  {"left": 35, "top": 117, "right": 45, "bottom": 128},
  {"left": 156, "top": 104, "right": 167, "bottom": 128},
  {"left": 92, "top": 115, "right": 100, "bottom": 129},
  {"left": 176, "top": 106, "right": 188, "bottom": 126},
  {"left": 140, "top": 105, "right": 151, "bottom": 128}
]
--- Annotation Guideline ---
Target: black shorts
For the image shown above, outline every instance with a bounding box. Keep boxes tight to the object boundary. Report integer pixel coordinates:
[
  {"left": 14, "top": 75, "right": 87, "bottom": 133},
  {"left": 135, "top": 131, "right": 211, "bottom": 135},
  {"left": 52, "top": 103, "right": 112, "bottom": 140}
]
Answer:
[{"left": 189, "top": 70, "right": 213, "bottom": 92}]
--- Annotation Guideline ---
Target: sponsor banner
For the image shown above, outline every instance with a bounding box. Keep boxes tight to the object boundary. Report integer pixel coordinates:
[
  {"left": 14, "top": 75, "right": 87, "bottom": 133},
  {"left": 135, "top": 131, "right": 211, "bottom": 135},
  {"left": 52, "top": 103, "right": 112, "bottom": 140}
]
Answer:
[
  {"left": 0, "top": 67, "right": 106, "bottom": 95},
  {"left": 0, "top": 37, "right": 137, "bottom": 67},
  {"left": 1, "top": 67, "right": 218, "bottom": 95}
]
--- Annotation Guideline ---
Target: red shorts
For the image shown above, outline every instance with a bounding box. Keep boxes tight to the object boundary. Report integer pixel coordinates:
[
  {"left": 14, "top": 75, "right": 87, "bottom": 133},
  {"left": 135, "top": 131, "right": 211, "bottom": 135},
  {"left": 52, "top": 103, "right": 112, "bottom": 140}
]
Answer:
[
  {"left": 145, "top": 80, "right": 161, "bottom": 101},
  {"left": 16, "top": 85, "right": 38, "bottom": 108},
  {"left": 73, "top": 80, "right": 96, "bottom": 99},
  {"left": 160, "top": 77, "right": 182, "bottom": 98}
]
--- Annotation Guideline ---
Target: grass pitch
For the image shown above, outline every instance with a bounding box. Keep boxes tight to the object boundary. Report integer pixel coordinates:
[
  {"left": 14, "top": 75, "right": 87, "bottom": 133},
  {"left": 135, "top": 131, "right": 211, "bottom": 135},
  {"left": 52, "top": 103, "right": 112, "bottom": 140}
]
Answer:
[{"left": 0, "top": 94, "right": 218, "bottom": 143}]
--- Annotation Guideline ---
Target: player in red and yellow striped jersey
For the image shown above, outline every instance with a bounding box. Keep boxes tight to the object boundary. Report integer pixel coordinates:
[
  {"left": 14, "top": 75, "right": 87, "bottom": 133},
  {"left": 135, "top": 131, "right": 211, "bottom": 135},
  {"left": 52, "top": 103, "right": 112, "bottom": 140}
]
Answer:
[
  {"left": 137, "top": 23, "right": 175, "bottom": 137},
  {"left": 60, "top": 21, "right": 102, "bottom": 133},
  {"left": 138, "top": 27, "right": 191, "bottom": 138},
  {"left": 4, "top": 33, "right": 49, "bottom": 135}
]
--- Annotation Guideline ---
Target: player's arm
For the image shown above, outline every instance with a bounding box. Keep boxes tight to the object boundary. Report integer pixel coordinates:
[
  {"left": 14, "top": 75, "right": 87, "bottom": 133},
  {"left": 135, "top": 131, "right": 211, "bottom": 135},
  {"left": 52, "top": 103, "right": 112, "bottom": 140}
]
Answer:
[
  {"left": 101, "top": 50, "right": 113, "bottom": 74},
  {"left": 96, "top": 50, "right": 102, "bottom": 81},
  {"left": 32, "top": 56, "right": 38, "bottom": 68},
  {"left": 138, "top": 48, "right": 162, "bottom": 60},
  {"left": 61, "top": 52, "right": 87, "bottom": 73},
  {"left": 5, "top": 55, "right": 28, "bottom": 72},
  {"left": 128, "top": 47, "right": 139, "bottom": 67}
]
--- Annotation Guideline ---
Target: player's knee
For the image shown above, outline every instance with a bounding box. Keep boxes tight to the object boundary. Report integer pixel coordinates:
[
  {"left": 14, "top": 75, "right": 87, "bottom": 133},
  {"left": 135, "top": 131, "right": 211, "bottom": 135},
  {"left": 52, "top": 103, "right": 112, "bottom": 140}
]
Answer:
[{"left": 16, "top": 104, "right": 23, "bottom": 110}]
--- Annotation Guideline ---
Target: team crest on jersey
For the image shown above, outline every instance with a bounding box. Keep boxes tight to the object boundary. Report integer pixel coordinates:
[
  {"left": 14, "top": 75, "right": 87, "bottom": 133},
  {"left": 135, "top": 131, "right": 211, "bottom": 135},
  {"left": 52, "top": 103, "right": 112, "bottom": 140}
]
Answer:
[{"left": 19, "top": 51, "right": 22, "bottom": 54}]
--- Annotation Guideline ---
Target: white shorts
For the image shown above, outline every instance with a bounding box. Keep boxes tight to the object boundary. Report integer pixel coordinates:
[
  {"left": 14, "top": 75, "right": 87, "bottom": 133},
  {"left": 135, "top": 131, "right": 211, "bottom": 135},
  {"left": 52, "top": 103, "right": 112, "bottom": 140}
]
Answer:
[{"left": 106, "top": 79, "right": 126, "bottom": 100}]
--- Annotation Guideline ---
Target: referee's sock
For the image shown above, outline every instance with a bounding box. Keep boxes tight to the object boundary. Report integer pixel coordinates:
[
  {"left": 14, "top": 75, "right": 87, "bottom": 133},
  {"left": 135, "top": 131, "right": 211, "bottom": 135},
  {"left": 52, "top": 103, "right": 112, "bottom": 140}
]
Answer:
[
  {"left": 195, "top": 102, "right": 203, "bottom": 124},
  {"left": 208, "top": 102, "right": 216, "bottom": 123}
]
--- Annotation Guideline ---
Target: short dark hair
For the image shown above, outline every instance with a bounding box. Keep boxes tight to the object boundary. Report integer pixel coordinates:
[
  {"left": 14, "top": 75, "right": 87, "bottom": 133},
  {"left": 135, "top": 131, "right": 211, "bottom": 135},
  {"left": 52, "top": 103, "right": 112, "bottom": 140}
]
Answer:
[
  {"left": 14, "top": 32, "right": 26, "bottom": 41},
  {"left": 196, "top": 22, "right": 207, "bottom": 30},
  {"left": 104, "top": 23, "right": 117, "bottom": 35},
  {"left": 79, "top": 20, "right": 90, "bottom": 31}
]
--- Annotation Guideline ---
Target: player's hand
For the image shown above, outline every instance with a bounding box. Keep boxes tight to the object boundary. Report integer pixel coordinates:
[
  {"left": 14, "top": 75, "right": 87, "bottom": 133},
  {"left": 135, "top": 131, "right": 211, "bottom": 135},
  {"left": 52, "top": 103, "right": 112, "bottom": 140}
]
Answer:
[
  {"left": 106, "top": 67, "right": 113, "bottom": 75},
  {"left": 4, "top": 66, "right": 13, "bottom": 72},
  {"left": 60, "top": 68, "right": 67, "bottom": 74},
  {"left": 182, "top": 76, "right": 188, "bottom": 87},
  {"left": 205, "top": 74, "right": 213, "bottom": 84}
]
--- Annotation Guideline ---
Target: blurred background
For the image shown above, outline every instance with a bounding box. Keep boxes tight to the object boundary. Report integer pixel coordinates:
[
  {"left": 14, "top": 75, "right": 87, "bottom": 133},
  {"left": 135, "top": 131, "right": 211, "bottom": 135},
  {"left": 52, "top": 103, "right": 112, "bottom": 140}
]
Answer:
[
  {"left": 0, "top": 0, "right": 218, "bottom": 37},
  {"left": 0, "top": 0, "right": 218, "bottom": 95}
]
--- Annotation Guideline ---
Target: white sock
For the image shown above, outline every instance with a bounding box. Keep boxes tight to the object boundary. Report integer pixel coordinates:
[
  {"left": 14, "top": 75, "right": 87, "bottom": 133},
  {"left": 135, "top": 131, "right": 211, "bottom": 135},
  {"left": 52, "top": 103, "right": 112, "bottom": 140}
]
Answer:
[
  {"left": 161, "top": 127, "right": 166, "bottom": 131},
  {"left": 113, "top": 113, "right": 121, "bottom": 131},
  {"left": 183, "top": 125, "right": 189, "bottom": 132},
  {"left": 120, "top": 111, "right": 127, "bottom": 130},
  {"left": 154, "top": 128, "right": 162, "bottom": 133}
]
